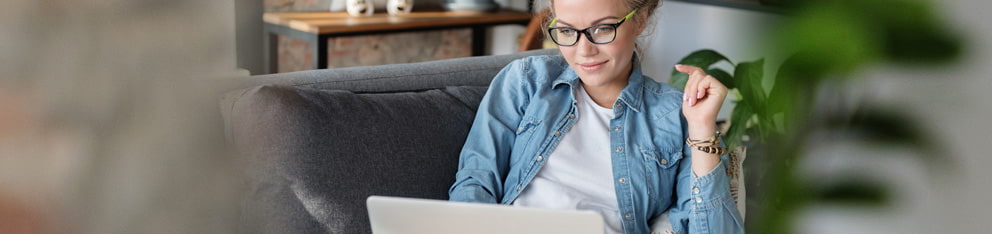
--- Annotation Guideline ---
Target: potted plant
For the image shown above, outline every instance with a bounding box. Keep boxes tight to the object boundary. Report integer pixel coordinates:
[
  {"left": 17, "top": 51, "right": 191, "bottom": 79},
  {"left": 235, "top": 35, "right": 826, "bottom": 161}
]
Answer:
[{"left": 667, "top": 0, "right": 965, "bottom": 229}]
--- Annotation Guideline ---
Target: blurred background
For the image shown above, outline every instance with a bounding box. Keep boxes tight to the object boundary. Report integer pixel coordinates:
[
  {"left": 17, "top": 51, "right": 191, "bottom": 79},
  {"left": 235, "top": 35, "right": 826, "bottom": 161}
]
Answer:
[{"left": 1, "top": 0, "right": 990, "bottom": 233}]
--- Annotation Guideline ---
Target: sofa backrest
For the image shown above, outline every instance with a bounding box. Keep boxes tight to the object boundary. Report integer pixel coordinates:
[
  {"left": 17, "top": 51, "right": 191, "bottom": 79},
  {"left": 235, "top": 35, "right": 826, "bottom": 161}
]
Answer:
[
  {"left": 222, "top": 49, "right": 559, "bottom": 234},
  {"left": 225, "top": 49, "right": 559, "bottom": 93}
]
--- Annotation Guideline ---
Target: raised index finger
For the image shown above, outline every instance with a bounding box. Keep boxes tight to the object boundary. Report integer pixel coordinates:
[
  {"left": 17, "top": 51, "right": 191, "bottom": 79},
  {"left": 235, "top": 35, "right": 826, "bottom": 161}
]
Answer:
[{"left": 675, "top": 64, "right": 704, "bottom": 74}]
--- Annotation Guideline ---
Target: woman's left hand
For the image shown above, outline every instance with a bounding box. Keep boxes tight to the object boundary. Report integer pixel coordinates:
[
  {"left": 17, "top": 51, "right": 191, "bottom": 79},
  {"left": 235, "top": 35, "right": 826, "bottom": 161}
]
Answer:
[{"left": 675, "top": 64, "right": 728, "bottom": 139}]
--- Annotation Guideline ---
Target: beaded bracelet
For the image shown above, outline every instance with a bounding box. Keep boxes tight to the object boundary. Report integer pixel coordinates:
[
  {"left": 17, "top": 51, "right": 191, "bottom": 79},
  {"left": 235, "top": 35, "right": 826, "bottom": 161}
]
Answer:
[
  {"left": 686, "top": 131, "right": 727, "bottom": 155},
  {"left": 694, "top": 145, "right": 727, "bottom": 155}
]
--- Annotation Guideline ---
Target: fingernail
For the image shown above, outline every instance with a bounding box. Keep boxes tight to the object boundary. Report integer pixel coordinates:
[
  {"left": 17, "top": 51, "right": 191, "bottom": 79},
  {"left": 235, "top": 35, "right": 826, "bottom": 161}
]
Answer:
[
  {"left": 697, "top": 91, "right": 703, "bottom": 99},
  {"left": 682, "top": 93, "right": 687, "bottom": 102}
]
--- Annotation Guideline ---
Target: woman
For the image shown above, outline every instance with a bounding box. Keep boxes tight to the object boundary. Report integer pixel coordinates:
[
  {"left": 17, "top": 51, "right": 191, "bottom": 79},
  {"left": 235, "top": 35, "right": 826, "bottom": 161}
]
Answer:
[{"left": 448, "top": 0, "right": 745, "bottom": 232}]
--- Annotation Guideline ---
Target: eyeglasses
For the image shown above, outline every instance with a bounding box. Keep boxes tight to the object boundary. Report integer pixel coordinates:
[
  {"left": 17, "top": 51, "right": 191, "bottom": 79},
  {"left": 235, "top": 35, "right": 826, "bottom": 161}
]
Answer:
[{"left": 547, "top": 9, "right": 639, "bottom": 46}]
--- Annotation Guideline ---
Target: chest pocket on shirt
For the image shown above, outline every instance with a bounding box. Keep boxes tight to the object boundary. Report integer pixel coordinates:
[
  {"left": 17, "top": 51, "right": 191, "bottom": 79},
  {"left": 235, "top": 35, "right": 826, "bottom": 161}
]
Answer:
[
  {"left": 641, "top": 147, "right": 682, "bottom": 169},
  {"left": 515, "top": 117, "right": 541, "bottom": 135},
  {"left": 513, "top": 117, "right": 543, "bottom": 155},
  {"left": 639, "top": 146, "right": 683, "bottom": 203}
]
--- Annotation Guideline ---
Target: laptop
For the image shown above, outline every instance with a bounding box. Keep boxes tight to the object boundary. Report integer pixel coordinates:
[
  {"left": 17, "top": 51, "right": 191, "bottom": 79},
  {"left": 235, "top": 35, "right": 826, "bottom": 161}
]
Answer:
[{"left": 366, "top": 196, "right": 605, "bottom": 234}]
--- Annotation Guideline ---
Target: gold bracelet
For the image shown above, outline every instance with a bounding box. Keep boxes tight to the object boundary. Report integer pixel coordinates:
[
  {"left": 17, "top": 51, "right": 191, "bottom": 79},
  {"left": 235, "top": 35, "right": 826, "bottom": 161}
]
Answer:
[
  {"left": 685, "top": 137, "right": 720, "bottom": 147},
  {"left": 686, "top": 131, "right": 721, "bottom": 146}
]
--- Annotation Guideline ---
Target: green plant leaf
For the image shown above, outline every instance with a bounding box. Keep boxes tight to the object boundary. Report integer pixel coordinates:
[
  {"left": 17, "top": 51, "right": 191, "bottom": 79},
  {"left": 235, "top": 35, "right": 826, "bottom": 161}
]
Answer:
[
  {"left": 767, "top": 57, "right": 798, "bottom": 114},
  {"left": 725, "top": 101, "right": 753, "bottom": 149},
  {"left": 670, "top": 73, "right": 689, "bottom": 91},
  {"left": 777, "top": 4, "right": 881, "bottom": 75},
  {"left": 707, "top": 68, "right": 735, "bottom": 90},
  {"left": 766, "top": 55, "right": 817, "bottom": 133},
  {"left": 669, "top": 49, "right": 733, "bottom": 90},
  {"left": 823, "top": 107, "right": 944, "bottom": 164},
  {"left": 815, "top": 180, "right": 889, "bottom": 206},
  {"left": 849, "top": 0, "right": 963, "bottom": 64},
  {"left": 734, "top": 59, "right": 767, "bottom": 115}
]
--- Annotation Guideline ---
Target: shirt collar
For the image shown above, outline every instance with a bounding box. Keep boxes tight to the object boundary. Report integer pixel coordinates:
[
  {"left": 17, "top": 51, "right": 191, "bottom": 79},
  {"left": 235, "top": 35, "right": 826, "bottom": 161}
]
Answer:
[{"left": 552, "top": 54, "right": 644, "bottom": 112}]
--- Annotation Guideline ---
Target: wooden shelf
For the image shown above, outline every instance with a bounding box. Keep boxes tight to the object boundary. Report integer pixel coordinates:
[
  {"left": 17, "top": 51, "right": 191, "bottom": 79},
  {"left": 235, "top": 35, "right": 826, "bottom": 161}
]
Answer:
[
  {"left": 262, "top": 10, "right": 533, "bottom": 73},
  {"left": 263, "top": 10, "right": 533, "bottom": 34}
]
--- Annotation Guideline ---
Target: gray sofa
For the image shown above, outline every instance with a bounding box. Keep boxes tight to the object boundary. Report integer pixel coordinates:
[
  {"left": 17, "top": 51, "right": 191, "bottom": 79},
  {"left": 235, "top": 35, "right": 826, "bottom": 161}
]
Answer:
[{"left": 222, "top": 49, "right": 559, "bottom": 234}]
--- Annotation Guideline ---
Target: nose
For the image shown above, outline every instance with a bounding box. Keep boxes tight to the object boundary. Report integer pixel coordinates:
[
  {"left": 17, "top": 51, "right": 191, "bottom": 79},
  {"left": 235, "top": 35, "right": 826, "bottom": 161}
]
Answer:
[{"left": 574, "top": 33, "right": 599, "bottom": 57}]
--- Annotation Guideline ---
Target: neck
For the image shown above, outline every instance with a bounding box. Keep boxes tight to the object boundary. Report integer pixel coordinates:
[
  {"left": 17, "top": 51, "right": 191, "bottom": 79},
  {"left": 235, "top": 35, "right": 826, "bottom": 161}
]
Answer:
[{"left": 581, "top": 62, "right": 634, "bottom": 109}]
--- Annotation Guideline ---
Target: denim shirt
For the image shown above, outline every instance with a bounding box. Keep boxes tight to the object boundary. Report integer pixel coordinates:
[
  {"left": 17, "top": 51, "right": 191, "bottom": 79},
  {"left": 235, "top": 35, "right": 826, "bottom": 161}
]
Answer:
[{"left": 448, "top": 55, "right": 745, "bottom": 234}]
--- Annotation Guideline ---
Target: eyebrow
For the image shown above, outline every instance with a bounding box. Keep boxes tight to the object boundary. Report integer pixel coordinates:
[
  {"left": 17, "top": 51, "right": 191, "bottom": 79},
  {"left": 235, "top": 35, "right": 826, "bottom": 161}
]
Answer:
[{"left": 555, "top": 16, "right": 620, "bottom": 27}]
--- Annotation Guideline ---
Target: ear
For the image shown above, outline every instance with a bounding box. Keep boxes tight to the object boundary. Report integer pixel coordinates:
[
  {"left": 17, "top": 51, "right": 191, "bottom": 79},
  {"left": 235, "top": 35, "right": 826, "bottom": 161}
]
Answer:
[{"left": 634, "top": 13, "right": 649, "bottom": 34}]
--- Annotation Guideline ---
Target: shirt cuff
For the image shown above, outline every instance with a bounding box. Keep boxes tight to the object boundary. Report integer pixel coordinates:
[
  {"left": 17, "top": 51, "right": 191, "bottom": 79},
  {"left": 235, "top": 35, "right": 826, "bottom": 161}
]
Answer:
[
  {"left": 449, "top": 184, "right": 498, "bottom": 204},
  {"left": 690, "top": 160, "right": 733, "bottom": 210}
]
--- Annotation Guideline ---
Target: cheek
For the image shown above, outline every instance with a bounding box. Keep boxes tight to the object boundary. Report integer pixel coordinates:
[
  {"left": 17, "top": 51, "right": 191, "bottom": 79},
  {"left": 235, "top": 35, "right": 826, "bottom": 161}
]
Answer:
[
  {"left": 605, "top": 40, "right": 637, "bottom": 64},
  {"left": 558, "top": 46, "right": 577, "bottom": 64},
  {"left": 614, "top": 34, "right": 638, "bottom": 51},
  {"left": 613, "top": 26, "right": 641, "bottom": 50}
]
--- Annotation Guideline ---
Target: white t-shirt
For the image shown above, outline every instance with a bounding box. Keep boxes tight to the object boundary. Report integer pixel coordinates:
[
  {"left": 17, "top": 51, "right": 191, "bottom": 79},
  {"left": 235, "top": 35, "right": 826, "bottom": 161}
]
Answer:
[{"left": 513, "top": 84, "right": 623, "bottom": 234}]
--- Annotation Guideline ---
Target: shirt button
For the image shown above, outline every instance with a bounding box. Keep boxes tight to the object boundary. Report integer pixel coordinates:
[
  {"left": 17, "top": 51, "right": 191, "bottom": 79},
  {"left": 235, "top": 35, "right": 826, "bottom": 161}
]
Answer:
[
  {"left": 568, "top": 113, "right": 575, "bottom": 119},
  {"left": 695, "top": 197, "right": 703, "bottom": 203},
  {"left": 615, "top": 147, "right": 623, "bottom": 152},
  {"left": 614, "top": 126, "right": 621, "bottom": 131},
  {"left": 517, "top": 184, "right": 523, "bottom": 191},
  {"left": 660, "top": 159, "right": 668, "bottom": 165},
  {"left": 692, "top": 186, "right": 700, "bottom": 194},
  {"left": 554, "top": 131, "right": 561, "bottom": 137},
  {"left": 536, "top": 155, "right": 544, "bottom": 162},
  {"left": 624, "top": 213, "right": 633, "bottom": 220},
  {"left": 618, "top": 177, "right": 627, "bottom": 184}
]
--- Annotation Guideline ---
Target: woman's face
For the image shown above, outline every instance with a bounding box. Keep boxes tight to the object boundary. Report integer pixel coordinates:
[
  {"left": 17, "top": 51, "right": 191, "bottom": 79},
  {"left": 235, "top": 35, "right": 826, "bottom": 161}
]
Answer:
[{"left": 552, "top": 0, "right": 643, "bottom": 87}]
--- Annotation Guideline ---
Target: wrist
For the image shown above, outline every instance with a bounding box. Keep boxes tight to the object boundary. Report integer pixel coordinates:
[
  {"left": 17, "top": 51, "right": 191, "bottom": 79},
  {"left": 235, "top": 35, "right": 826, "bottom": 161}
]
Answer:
[{"left": 687, "top": 122, "right": 717, "bottom": 140}]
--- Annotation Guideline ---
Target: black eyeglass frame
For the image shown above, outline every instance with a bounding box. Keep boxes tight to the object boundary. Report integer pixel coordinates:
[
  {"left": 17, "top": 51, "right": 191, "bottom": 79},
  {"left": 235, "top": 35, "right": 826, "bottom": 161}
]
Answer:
[{"left": 546, "top": 9, "right": 639, "bottom": 46}]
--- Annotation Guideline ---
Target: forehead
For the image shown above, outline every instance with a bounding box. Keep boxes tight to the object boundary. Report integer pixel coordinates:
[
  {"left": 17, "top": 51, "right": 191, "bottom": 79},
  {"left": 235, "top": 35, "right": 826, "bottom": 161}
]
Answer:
[{"left": 552, "top": 0, "right": 627, "bottom": 24}]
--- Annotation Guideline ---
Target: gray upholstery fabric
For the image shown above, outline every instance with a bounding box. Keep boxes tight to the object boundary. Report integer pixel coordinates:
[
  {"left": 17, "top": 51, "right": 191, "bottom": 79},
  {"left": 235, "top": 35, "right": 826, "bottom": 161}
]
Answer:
[
  {"left": 220, "top": 49, "right": 559, "bottom": 93},
  {"left": 224, "top": 49, "right": 559, "bottom": 234},
  {"left": 218, "top": 49, "right": 558, "bottom": 140},
  {"left": 232, "top": 85, "right": 489, "bottom": 234}
]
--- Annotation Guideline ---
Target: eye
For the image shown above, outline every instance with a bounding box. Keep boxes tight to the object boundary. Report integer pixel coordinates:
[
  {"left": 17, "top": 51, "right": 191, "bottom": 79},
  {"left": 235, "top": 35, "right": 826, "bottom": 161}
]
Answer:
[
  {"left": 593, "top": 25, "right": 615, "bottom": 35},
  {"left": 559, "top": 28, "right": 578, "bottom": 35}
]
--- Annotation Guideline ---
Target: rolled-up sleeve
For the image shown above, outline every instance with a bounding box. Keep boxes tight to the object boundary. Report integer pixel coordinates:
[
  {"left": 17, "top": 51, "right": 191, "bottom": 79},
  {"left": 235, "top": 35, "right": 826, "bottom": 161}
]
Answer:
[
  {"left": 448, "top": 59, "right": 534, "bottom": 204},
  {"left": 668, "top": 117, "right": 745, "bottom": 234}
]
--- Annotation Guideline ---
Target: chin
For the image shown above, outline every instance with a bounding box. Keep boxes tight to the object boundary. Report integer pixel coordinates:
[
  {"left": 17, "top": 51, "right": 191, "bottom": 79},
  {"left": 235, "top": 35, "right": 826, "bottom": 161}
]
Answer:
[
  {"left": 574, "top": 68, "right": 617, "bottom": 87},
  {"left": 575, "top": 73, "right": 610, "bottom": 87}
]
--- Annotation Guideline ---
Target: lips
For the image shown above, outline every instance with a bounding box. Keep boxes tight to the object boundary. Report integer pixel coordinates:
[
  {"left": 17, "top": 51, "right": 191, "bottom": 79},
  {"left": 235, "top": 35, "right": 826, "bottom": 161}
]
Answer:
[{"left": 578, "top": 60, "right": 608, "bottom": 72}]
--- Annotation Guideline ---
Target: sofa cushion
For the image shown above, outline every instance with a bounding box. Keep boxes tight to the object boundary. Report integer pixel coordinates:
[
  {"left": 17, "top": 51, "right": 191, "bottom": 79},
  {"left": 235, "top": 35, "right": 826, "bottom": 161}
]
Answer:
[{"left": 232, "top": 84, "right": 488, "bottom": 234}]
